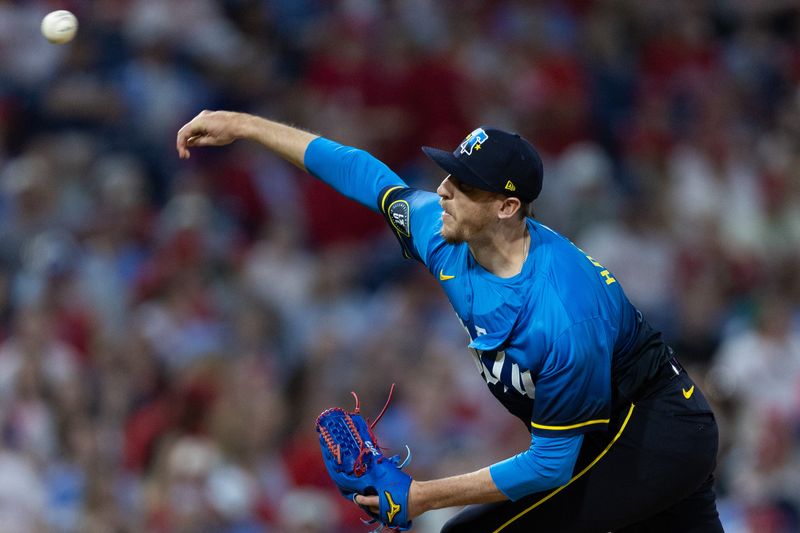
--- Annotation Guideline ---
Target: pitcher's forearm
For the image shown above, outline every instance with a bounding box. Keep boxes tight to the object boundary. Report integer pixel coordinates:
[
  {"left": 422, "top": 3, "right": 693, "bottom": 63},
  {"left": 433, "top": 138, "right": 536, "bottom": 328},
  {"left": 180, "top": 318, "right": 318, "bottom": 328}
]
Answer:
[
  {"left": 177, "top": 110, "right": 406, "bottom": 210},
  {"left": 411, "top": 468, "right": 507, "bottom": 515},
  {"left": 235, "top": 114, "right": 319, "bottom": 170}
]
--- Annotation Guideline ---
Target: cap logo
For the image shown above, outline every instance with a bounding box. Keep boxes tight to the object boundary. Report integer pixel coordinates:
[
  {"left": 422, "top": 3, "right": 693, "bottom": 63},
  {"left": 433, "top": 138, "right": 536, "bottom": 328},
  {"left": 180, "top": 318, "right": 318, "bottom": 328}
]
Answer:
[
  {"left": 505, "top": 180, "right": 516, "bottom": 192},
  {"left": 459, "top": 128, "right": 488, "bottom": 156}
]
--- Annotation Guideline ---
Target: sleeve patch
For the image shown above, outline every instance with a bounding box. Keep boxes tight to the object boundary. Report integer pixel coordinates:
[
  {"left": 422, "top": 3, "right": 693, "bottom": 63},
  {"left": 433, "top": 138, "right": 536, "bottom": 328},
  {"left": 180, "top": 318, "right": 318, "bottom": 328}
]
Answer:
[
  {"left": 388, "top": 200, "right": 410, "bottom": 237},
  {"left": 377, "top": 185, "right": 440, "bottom": 265}
]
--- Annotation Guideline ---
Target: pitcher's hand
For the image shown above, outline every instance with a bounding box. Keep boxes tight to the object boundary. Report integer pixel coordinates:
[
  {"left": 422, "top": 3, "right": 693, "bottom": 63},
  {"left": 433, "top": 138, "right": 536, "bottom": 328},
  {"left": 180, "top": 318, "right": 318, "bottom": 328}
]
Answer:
[{"left": 177, "top": 110, "right": 243, "bottom": 159}]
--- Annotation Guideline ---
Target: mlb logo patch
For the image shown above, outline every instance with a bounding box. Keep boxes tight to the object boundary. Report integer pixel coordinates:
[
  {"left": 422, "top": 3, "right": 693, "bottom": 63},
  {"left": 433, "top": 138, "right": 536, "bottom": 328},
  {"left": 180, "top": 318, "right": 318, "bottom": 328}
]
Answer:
[{"left": 460, "top": 128, "right": 488, "bottom": 156}]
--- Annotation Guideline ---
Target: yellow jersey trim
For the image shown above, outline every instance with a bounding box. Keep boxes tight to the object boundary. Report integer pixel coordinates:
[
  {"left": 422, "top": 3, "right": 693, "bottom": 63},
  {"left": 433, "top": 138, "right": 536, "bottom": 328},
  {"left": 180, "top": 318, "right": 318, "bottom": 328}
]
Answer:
[
  {"left": 530, "top": 418, "right": 610, "bottom": 431},
  {"left": 494, "top": 404, "right": 636, "bottom": 532},
  {"left": 381, "top": 186, "right": 405, "bottom": 213}
]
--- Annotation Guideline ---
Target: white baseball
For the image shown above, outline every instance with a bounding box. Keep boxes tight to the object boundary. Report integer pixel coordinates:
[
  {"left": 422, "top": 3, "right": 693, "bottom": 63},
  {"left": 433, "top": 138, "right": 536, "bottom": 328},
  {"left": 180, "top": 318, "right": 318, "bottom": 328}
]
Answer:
[{"left": 41, "top": 10, "right": 78, "bottom": 44}]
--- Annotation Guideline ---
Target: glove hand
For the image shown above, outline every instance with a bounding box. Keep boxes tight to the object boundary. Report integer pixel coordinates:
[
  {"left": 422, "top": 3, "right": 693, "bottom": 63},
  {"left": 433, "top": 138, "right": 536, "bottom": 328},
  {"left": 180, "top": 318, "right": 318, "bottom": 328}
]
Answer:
[{"left": 316, "top": 387, "right": 414, "bottom": 530}]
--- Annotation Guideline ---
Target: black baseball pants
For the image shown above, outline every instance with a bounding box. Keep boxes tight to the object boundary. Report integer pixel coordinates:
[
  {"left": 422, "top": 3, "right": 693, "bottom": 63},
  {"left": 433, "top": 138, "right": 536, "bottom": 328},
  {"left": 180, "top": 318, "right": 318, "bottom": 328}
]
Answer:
[{"left": 441, "top": 368, "right": 723, "bottom": 533}]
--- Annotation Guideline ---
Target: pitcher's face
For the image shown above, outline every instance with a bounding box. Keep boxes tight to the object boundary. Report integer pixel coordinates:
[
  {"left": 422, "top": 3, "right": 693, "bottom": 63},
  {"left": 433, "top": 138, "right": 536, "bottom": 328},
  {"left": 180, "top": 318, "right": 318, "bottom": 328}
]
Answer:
[{"left": 437, "top": 175, "right": 503, "bottom": 244}]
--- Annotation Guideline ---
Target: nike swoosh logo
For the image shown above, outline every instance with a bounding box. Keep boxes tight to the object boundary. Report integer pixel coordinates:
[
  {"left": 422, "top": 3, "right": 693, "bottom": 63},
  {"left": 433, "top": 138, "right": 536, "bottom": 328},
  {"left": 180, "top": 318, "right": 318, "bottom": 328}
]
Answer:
[
  {"left": 439, "top": 269, "right": 455, "bottom": 281},
  {"left": 682, "top": 385, "right": 695, "bottom": 399}
]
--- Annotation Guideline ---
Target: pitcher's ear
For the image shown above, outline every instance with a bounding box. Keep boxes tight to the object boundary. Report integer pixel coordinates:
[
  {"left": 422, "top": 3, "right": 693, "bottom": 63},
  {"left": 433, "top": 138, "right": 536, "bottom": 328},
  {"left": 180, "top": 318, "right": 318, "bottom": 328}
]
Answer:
[{"left": 497, "top": 196, "right": 523, "bottom": 220}]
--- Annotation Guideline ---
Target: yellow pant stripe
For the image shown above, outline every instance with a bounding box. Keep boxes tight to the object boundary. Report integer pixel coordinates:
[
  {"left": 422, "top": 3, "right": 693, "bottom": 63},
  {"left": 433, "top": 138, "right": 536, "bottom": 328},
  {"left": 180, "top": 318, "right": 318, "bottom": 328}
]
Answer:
[{"left": 493, "top": 403, "right": 636, "bottom": 533}]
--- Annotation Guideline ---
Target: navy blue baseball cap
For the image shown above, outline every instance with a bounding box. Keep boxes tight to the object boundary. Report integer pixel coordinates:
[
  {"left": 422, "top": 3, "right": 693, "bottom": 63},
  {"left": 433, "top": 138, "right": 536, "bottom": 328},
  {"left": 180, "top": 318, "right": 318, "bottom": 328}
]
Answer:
[{"left": 422, "top": 127, "right": 543, "bottom": 203}]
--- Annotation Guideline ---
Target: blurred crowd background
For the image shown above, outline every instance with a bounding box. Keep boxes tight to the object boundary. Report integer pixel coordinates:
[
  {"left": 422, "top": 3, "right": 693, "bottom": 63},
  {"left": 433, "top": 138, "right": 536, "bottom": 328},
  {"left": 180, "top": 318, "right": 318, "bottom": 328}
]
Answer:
[{"left": 1, "top": 0, "right": 800, "bottom": 531}]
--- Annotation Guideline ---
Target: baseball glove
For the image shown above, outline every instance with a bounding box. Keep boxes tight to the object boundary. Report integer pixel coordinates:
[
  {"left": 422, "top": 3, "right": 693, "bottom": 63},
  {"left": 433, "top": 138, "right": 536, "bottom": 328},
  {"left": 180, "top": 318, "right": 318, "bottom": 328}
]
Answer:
[{"left": 315, "top": 384, "right": 413, "bottom": 531}]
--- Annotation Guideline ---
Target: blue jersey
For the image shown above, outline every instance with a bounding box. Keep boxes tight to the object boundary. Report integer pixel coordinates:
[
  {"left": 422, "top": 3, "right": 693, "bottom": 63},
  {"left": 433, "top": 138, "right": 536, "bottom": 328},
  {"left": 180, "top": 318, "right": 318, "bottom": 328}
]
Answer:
[
  {"left": 304, "top": 137, "right": 671, "bottom": 500},
  {"left": 379, "top": 186, "right": 647, "bottom": 437}
]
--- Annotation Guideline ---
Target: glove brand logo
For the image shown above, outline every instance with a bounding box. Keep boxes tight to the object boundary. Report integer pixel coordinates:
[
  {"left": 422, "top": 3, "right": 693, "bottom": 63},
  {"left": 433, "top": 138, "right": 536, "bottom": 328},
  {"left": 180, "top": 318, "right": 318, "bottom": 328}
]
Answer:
[
  {"left": 384, "top": 491, "right": 401, "bottom": 523},
  {"left": 459, "top": 128, "right": 488, "bottom": 155},
  {"left": 365, "top": 440, "right": 380, "bottom": 456},
  {"left": 682, "top": 385, "right": 695, "bottom": 399}
]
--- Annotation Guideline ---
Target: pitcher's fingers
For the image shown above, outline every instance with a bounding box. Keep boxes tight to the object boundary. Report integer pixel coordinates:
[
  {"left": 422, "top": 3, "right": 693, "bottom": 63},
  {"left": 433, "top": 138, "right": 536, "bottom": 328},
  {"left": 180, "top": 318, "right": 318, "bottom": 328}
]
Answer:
[
  {"left": 176, "top": 121, "right": 204, "bottom": 157},
  {"left": 176, "top": 127, "right": 192, "bottom": 158},
  {"left": 354, "top": 494, "right": 379, "bottom": 510}
]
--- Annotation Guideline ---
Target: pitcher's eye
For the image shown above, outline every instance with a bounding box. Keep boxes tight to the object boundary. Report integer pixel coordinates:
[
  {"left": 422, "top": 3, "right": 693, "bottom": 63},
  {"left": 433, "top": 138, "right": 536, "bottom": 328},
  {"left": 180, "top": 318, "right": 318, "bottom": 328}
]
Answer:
[{"left": 450, "top": 176, "right": 475, "bottom": 194}]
